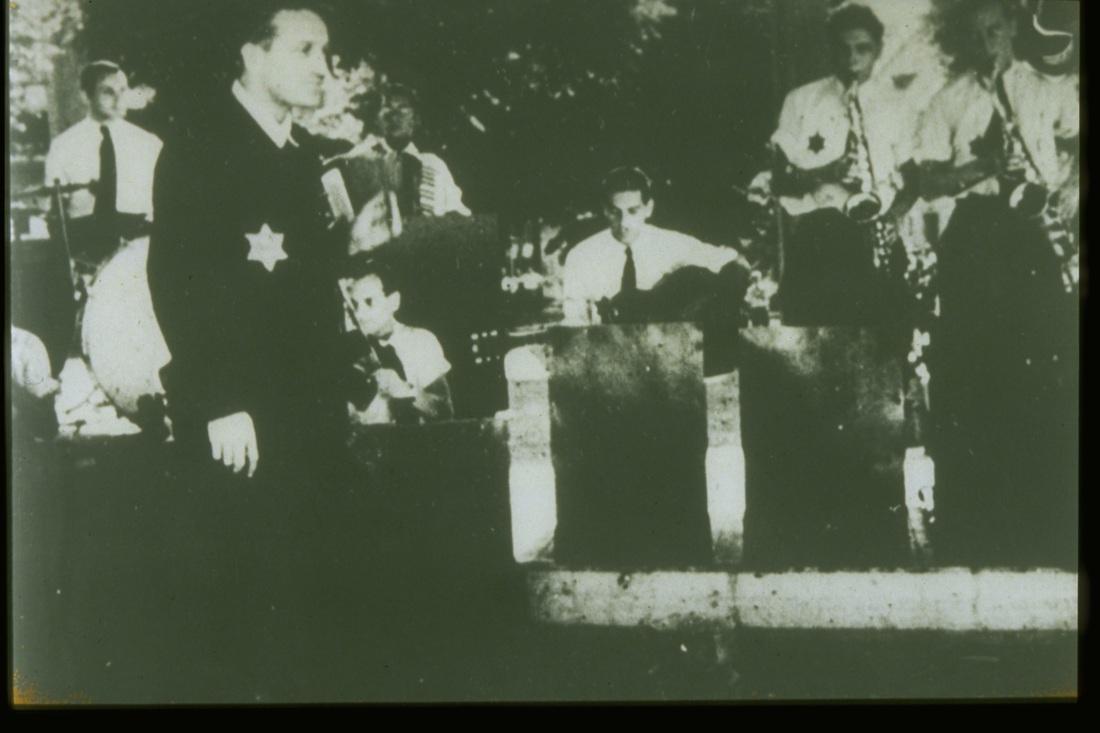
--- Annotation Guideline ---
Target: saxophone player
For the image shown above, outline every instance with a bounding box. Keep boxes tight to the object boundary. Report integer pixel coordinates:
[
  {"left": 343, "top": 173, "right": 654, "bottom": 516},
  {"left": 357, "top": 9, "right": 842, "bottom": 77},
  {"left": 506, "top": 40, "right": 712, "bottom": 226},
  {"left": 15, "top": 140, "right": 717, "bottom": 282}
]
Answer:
[
  {"left": 913, "top": 0, "right": 1078, "bottom": 565},
  {"left": 768, "top": 3, "right": 915, "bottom": 327}
]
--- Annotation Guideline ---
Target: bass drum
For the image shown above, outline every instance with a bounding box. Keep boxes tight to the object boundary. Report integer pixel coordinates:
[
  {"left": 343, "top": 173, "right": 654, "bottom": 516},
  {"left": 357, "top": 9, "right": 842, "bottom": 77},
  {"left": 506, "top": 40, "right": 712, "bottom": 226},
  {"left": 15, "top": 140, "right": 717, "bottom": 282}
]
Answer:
[{"left": 81, "top": 236, "right": 171, "bottom": 416}]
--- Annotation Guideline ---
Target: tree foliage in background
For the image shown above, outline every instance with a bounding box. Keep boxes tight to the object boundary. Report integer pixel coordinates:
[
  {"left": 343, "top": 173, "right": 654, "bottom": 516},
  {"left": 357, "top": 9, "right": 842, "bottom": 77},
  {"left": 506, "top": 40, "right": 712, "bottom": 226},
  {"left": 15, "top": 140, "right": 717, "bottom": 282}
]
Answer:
[{"left": 9, "top": 0, "right": 85, "bottom": 146}]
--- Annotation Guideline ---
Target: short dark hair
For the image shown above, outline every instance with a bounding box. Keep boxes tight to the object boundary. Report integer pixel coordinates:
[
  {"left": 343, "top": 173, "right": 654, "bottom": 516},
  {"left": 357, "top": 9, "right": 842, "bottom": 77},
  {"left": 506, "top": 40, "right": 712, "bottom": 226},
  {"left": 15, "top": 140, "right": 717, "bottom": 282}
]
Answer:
[
  {"left": 233, "top": 1, "right": 330, "bottom": 76},
  {"left": 344, "top": 252, "right": 400, "bottom": 295},
  {"left": 80, "top": 61, "right": 125, "bottom": 97},
  {"left": 601, "top": 166, "right": 654, "bottom": 204},
  {"left": 827, "top": 4, "right": 885, "bottom": 48},
  {"left": 237, "top": 1, "right": 325, "bottom": 47}
]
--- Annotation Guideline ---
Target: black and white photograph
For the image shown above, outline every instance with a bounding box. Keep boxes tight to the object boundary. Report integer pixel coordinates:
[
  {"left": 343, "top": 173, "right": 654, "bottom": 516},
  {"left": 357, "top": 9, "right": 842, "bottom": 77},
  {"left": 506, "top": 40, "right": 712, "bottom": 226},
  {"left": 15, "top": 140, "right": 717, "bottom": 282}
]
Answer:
[{"left": 8, "top": 0, "right": 1079, "bottom": 704}]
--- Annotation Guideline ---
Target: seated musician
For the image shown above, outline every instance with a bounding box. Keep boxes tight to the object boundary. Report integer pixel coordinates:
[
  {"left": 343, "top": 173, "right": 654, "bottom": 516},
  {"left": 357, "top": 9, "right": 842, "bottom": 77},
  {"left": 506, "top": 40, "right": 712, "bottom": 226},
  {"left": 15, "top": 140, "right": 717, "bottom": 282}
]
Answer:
[
  {"left": 44, "top": 60, "right": 163, "bottom": 264},
  {"left": 768, "top": 4, "right": 915, "bottom": 326},
  {"left": 342, "top": 255, "right": 455, "bottom": 425},
  {"left": 561, "top": 166, "right": 747, "bottom": 325}
]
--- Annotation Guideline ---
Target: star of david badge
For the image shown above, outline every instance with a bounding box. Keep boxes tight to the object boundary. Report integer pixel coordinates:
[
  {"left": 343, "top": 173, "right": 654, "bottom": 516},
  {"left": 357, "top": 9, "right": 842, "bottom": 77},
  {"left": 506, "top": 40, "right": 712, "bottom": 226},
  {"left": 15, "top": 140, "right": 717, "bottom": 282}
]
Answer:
[
  {"left": 245, "top": 223, "right": 288, "bottom": 273},
  {"left": 808, "top": 133, "right": 825, "bottom": 154}
]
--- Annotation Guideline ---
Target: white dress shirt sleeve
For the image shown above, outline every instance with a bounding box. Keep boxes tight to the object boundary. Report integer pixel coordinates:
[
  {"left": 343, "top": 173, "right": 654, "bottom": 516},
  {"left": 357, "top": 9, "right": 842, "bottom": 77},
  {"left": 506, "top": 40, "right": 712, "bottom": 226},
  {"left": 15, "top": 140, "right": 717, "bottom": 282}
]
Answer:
[
  {"left": 668, "top": 233, "right": 743, "bottom": 275},
  {"left": 1053, "top": 76, "right": 1080, "bottom": 141},
  {"left": 912, "top": 86, "right": 957, "bottom": 165},
  {"left": 770, "top": 88, "right": 804, "bottom": 161},
  {"left": 397, "top": 326, "right": 452, "bottom": 389}
]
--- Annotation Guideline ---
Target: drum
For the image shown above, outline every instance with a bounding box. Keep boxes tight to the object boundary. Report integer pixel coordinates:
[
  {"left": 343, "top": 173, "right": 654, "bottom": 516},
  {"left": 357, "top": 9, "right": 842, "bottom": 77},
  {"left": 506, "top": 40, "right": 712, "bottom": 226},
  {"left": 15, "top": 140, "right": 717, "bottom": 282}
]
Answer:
[{"left": 81, "top": 236, "right": 171, "bottom": 416}]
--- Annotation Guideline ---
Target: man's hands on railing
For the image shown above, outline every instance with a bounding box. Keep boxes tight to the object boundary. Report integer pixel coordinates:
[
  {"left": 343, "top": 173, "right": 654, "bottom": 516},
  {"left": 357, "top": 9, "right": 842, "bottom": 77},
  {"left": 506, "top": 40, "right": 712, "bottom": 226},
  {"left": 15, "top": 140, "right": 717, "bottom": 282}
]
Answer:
[{"left": 208, "top": 411, "right": 259, "bottom": 478}]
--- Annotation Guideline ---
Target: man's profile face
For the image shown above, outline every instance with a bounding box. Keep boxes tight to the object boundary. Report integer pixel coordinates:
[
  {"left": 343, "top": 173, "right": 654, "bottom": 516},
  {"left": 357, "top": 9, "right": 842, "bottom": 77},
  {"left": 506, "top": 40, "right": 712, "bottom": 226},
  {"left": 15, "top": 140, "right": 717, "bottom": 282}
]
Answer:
[
  {"left": 973, "top": 3, "right": 1016, "bottom": 73},
  {"left": 247, "top": 9, "right": 330, "bottom": 111},
  {"left": 349, "top": 275, "right": 400, "bottom": 340},
  {"left": 833, "top": 28, "right": 881, "bottom": 85},
  {"left": 604, "top": 190, "right": 654, "bottom": 246},
  {"left": 88, "top": 71, "right": 129, "bottom": 122}
]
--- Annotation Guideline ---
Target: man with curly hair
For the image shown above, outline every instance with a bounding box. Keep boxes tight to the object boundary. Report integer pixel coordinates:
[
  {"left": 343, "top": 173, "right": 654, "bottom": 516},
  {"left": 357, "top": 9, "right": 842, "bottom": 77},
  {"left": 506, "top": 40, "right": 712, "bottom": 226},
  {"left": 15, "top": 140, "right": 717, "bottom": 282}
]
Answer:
[{"left": 914, "top": 0, "right": 1078, "bottom": 566}]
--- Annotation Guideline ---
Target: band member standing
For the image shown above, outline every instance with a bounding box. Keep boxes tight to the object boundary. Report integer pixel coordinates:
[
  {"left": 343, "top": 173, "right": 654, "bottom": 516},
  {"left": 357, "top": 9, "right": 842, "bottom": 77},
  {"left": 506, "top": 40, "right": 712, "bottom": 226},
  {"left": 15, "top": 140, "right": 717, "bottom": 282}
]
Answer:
[
  {"left": 45, "top": 61, "right": 163, "bottom": 262},
  {"left": 913, "top": 0, "right": 1078, "bottom": 566},
  {"left": 562, "top": 166, "right": 746, "bottom": 325},
  {"left": 146, "top": 3, "right": 359, "bottom": 698},
  {"left": 769, "top": 4, "right": 914, "bottom": 327}
]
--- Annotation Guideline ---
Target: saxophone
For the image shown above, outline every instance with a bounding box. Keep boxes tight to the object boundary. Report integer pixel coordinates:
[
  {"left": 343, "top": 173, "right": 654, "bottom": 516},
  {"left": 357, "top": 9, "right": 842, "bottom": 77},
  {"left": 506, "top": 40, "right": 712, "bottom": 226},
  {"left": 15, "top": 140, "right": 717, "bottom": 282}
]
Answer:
[
  {"left": 990, "top": 74, "right": 1078, "bottom": 294},
  {"left": 842, "top": 82, "right": 902, "bottom": 276}
]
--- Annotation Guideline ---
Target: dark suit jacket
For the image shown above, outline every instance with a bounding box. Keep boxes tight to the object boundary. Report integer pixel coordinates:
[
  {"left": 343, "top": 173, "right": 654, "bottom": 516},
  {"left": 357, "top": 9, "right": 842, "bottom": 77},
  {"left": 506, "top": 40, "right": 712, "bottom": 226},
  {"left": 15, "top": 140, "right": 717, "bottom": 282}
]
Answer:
[{"left": 148, "top": 92, "right": 348, "bottom": 463}]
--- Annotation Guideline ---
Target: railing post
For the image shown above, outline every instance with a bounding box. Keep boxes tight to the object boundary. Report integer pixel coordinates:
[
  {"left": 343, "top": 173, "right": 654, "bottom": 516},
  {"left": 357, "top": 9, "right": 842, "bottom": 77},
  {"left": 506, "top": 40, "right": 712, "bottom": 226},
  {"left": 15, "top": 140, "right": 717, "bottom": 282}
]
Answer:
[
  {"left": 904, "top": 446, "right": 935, "bottom": 561},
  {"left": 503, "top": 344, "right": 556, "bottom": 563},
  {"left": 706, "top": 370, "right": 746, "bottom": 565}
]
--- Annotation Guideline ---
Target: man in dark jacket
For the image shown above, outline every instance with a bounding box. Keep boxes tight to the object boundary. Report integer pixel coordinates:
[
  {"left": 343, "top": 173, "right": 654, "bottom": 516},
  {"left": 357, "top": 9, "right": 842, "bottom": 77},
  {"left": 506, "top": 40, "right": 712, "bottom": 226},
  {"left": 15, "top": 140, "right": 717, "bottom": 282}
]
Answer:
[
  {"left": 146, "top": 4, "right": 368, "bottom": 701},
  {"left": 149, "top": 4, "right": 343, "bottom": 478}
]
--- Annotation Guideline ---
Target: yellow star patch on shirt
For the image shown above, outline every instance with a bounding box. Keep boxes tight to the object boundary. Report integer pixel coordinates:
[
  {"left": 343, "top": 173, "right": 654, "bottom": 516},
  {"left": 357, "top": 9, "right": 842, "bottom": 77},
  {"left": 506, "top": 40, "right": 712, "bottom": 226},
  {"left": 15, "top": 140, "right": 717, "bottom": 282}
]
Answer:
[{"left": 245, "top": 223, "right": 288, "bottom": 273}]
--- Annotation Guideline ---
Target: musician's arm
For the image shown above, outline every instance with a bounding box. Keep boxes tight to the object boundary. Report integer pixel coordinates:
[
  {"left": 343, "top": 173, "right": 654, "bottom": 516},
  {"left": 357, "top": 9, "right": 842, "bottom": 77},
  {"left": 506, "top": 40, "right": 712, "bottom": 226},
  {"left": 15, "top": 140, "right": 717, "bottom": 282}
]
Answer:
[
  {"left": 916, "top": 157, "right": 1000, "bottom": 200},
  {"left": 43, "top": 139, "right": 68, "bottom": 188},
  {"left": 402, "top": 332, "right": 454, "bottom": 422},
  {"left": 561, "top": 251, "right": 595, "bottom": 325},
  {"left": 910, "top": 89, "right": 1000, "bottom": 200},
  {"left": 677, "top": 235, "right": 751, "bottom": 275},
  {"left": 769, "top": 88, "right": 848, "bottom": 196},
  {"left": 412, "top": 374, "right": 455, "bottom": 423},
  {"left": 147, "top": 144, "right": 252, "bottom": 422},
  {"left": 1053, "top": 76, "right": 1080, "bottom": 142},
  {"left": 769, "top": 143, "right": 846, "bottom": 196}
]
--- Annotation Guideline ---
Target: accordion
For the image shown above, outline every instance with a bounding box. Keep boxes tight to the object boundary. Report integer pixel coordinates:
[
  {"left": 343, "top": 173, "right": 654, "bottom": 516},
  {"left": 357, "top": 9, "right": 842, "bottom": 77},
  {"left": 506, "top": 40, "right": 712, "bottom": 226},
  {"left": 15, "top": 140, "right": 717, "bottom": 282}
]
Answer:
[{"left": 321, "top": 145, "right": 452, "bottom": 254}]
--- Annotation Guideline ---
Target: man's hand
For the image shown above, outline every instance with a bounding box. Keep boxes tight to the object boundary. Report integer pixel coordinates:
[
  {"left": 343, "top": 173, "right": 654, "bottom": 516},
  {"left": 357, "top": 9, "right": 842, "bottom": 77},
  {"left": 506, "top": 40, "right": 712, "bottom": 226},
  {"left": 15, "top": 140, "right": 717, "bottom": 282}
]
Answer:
[
  {"left": 374, "top": 369, "right": 415, "bottom": 400},
  {"left": 207, "top": 411, "right": 259, "bottom": 477}
]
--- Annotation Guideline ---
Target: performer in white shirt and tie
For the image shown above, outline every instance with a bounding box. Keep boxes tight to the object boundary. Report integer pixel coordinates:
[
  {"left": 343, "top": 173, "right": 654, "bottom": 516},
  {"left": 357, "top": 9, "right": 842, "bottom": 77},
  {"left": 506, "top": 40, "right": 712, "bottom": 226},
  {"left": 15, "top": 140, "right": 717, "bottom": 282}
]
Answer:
[
  {"left": 44, "top": 60, "right": 163, "bottom": 261},
  {"left": 768, "top": 3, "right": 916, "bottom": 327},
  {"left": 562, "top": 166, "right": 746, "bottom": 325},
  {"left": 913, "top": 0, "right": 1078, "bottom": 565}
]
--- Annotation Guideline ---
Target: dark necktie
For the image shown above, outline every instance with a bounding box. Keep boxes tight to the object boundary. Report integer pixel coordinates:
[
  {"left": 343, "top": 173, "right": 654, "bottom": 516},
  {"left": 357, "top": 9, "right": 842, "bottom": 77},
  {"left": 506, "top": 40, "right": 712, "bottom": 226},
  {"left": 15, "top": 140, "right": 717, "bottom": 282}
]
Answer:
[
  {"left": 373, "top": 340, "right": 407, "bottom": 382},
  {"left": 620, "top": 245, "right": 637, "bottom": 295},
  {"left": 95, "top": 125, "right": 117, "bottom": 219}
]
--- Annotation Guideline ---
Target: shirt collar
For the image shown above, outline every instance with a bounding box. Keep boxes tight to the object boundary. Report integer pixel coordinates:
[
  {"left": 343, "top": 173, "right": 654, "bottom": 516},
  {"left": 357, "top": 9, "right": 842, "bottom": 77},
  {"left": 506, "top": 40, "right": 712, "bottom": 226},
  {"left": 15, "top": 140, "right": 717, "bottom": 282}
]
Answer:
[
  {"left": 610, "top": 224, "right": 652, "bottom": 251},
  {"left": 357, "top": 133, "right": 419, "bottom": 157},
  {"left": 85, "top": 116, "right": 126, "bottom": 134},
  {"left": 376, "top": 321, "right": 408, "bottom": 348},
  {"left": 232, "top": 80, "right": 297, "bottom": 149}
]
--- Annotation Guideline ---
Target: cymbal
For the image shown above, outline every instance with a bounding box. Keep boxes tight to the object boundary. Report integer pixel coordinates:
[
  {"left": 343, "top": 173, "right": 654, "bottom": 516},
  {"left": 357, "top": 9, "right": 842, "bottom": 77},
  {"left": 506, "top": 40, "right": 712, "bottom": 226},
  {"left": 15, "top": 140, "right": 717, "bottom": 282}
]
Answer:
[{"left": 12, "top": 181, "right": 95, "bottom": 199}]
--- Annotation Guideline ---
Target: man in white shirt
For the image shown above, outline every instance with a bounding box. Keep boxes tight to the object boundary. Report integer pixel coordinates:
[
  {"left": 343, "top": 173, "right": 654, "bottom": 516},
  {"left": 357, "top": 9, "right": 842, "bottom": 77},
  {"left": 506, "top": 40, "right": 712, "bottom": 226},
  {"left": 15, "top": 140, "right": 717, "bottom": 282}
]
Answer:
[
  {"left": 913, "top": 0, "right": 1078, "bottom": 565},
  {"left": 914, "top": 8, "right": 1078, "bottom": 211},
  {"left": 45, "top": 61, "right": 162, "bottom": 259},
  {"left": 562, "top": 166, "right": 745, "bottom": 325},
  {"left": 341, "top": 257, "right": 454, "bottom": 425},
  {"left": 769, "top": 4, "right": 915, "bottom": 326}
]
